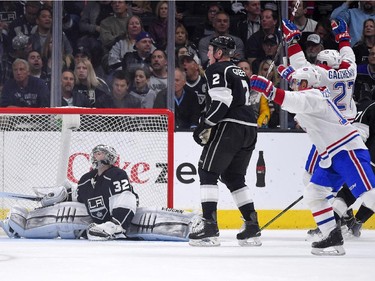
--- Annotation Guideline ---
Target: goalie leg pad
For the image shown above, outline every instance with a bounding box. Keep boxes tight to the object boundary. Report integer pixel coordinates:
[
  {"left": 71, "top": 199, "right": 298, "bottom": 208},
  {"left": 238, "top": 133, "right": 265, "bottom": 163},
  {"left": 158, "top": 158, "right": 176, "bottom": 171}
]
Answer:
[
  {"left": 127, "top": 207, "right": 201, "bottom": 241},
  {"left": 5, "top": 202, "right": 93, "bottom": 239}
]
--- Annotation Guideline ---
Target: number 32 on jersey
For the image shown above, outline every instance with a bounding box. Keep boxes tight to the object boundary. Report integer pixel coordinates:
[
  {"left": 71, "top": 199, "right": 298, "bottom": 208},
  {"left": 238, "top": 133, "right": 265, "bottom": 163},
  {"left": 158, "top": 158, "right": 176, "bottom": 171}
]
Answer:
[{"left": 113, "top": 179, "right": 130, "bottom": 192}]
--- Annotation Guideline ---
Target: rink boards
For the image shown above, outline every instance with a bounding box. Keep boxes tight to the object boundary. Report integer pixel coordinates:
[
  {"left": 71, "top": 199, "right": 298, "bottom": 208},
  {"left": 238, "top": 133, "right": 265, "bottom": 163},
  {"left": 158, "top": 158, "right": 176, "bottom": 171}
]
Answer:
[
  {"left": 174, "top": 132, "right": 375, "bottom": 229},
  {"left": 1, "top": 131, "right": 374, "bottom": 229}
]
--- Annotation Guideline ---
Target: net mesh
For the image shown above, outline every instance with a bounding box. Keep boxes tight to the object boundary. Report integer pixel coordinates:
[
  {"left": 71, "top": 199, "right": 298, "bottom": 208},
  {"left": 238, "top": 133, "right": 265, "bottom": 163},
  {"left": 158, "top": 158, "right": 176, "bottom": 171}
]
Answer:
[{"left": 0, "top": 110, "right": 171, "bottom": 219}]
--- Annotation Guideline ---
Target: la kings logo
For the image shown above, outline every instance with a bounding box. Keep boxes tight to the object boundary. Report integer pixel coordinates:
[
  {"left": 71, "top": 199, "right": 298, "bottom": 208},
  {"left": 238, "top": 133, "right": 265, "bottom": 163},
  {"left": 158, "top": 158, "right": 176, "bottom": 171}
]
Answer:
[{"left": 88, "top": 196, "right": 108, "bottom": 220}]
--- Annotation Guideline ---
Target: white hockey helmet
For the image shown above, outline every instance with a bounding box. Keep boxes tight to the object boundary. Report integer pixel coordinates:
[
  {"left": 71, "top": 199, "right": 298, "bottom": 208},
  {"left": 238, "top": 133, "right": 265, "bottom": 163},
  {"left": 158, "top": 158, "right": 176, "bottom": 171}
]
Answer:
[
  {"left": 290, "top": 67, "right": 321, "bottom": 90},
  {"left": 90, "top": 144, "right": 118, "bottom": 169},
  {"left": 316, "top": 49, "right": 341, "bottom": 69}
]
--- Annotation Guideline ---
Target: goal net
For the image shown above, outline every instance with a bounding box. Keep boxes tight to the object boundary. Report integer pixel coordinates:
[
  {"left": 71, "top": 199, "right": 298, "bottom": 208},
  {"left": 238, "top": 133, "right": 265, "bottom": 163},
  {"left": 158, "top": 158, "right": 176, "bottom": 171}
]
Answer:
[{"left": 0, "top": 108, "right": 174, "bottom": 219}]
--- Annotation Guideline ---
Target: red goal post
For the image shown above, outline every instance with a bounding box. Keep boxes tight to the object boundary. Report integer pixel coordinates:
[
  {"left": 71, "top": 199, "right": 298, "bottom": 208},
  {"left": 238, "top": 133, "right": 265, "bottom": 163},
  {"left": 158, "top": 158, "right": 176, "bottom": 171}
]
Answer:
[{"left": 0, "top": 107, "right": 174, "bottom": 218}]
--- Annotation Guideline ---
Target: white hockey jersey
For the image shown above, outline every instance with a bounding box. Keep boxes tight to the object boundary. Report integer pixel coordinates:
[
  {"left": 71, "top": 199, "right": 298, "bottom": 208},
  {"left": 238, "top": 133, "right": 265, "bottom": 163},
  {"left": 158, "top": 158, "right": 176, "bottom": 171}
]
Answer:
[
  {"left": 281, "top": 87, "right": 367, "bottom": 168},
  {"left": 287, "top": 42, "right": 357, "bottom": 121}
]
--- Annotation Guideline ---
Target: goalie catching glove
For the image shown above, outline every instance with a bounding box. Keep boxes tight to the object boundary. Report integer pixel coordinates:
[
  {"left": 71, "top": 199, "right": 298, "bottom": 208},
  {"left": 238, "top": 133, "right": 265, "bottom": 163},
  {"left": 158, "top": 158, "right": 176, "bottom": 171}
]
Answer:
[{"left": 87, "top": 218, "right": 125, "bottom": 241}]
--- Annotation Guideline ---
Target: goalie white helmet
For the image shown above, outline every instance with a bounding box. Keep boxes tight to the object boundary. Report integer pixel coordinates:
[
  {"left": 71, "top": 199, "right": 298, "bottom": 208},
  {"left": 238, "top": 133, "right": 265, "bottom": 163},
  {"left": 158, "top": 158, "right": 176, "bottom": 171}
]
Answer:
[
  {"left": 290, "top": 67, "right": 321, "bottom": 90},
  {"left": 316, "top": 49, "right": 341, "bottom": 69},
  {"left": 90, "top": 144, "right": 118, "bottom": 169}
]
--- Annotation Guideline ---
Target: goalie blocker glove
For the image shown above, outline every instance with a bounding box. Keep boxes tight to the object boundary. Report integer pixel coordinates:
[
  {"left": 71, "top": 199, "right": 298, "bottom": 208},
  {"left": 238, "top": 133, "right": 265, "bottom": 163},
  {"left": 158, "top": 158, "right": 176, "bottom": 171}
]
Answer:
[{"left": 37, "top": 185, "right": 72, "bottom": 207}]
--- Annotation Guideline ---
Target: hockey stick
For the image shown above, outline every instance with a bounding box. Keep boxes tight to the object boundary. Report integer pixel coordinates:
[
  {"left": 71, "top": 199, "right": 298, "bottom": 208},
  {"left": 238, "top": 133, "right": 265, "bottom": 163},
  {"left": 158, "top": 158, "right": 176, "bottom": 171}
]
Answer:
[
  {"left": 266, "top": 0, "right": 300, "bottom": 79},
  {"left": 0, "top": 191, "right": 42, "bottom": 201},
  {"left": 257, "top": 195, "right": 303, "bottom": 234}
]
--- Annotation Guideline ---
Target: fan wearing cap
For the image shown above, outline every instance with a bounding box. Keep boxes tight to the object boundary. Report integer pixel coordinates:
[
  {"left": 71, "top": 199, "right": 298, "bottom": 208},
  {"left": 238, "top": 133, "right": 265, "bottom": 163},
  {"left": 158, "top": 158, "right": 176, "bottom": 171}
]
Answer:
[
  {"left": 251, "top": 33, "right": 279, "bottom": 75},
  {"left": 108, "top": 15, "right": 156, "bottom": 73},
  {"left": 121, "top": 31, "right": 153, "bottom": 78},
  {"left": 304, "top": 33, "right": 324, "bottom": 63},
  {"left": 179, "top": 52, "right": 207, "bottom": 114}
]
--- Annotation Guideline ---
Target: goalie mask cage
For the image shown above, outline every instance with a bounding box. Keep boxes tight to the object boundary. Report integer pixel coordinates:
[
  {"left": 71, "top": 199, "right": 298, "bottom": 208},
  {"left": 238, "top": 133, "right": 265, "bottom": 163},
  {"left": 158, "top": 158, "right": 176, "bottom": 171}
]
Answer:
[{"left": 0, "top": 108, "right": 174, "bottom": 218}]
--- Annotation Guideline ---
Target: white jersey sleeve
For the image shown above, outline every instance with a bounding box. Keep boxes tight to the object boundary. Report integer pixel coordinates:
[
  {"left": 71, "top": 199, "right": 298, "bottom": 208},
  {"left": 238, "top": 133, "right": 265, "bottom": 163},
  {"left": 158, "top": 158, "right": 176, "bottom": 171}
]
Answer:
[
  {"left": 281, "top": 88, "right": 366, "bottom": 168},
  {"left": 287, "top": 42, "right": 357, "bottom": 121}
]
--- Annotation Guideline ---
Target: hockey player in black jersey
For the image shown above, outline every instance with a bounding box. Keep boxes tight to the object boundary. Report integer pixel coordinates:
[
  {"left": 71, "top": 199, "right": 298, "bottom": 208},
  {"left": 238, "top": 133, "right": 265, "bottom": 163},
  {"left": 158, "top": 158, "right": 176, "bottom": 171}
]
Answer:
[
  {"left": 1, "top": 144, "right": 202, "bottom": 241},
  {"left": 76, "top": 144, "right": 138, "bottom": 240},
  {"left": 189, "top": 36, "right": 261, "bottom": 247},
  {"left": 333, "top": 102, "right": 375, "bottom": 238}
]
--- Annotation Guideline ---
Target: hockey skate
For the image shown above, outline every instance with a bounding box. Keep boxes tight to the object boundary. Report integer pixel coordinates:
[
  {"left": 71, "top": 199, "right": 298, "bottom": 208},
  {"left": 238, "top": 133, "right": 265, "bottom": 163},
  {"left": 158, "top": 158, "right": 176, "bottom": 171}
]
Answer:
[
  {"left": 188, "top": 219, "right": 220, "bottom": 247},
  {"left": 237, "top": 213, "right": 262, "bottom": 246},
  {"left": 311, "top": 225, "right": 345, "bottom": 256},
  {"left": 345, "top": 217, "right": 362, "bottom": 238},
  {"left": 342, "top": 209, "right": 362, "bottom": 238}
]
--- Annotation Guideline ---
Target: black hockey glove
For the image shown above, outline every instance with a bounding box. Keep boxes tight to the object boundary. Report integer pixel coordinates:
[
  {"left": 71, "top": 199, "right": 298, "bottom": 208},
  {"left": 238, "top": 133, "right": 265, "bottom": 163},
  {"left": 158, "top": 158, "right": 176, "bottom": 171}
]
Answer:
[{"left": 193, "top": 122, "right": 212, "bottom": 146}]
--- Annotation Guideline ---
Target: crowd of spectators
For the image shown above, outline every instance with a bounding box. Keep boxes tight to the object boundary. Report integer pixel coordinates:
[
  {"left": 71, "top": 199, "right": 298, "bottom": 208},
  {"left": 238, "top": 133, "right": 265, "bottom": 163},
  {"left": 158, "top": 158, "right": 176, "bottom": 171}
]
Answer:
[{"left": 1, "top": 1, "right": 375, "bottom": 130}]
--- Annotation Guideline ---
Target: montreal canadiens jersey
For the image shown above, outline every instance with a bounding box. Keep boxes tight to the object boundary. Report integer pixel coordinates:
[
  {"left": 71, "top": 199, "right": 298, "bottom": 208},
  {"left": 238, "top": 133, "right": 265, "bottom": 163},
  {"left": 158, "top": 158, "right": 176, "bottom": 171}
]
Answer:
[
  {"left": 204, "top": 60, "right": 257, "bottom": 126},
  {"left": 281, "top": 87, "right": 367, "bottom": 168},
  {"left": 288, "top": 43, "right": 357, "bottom": 121},
  {"left": 77, "top": 166, "right": 132, "bottom": 223}
]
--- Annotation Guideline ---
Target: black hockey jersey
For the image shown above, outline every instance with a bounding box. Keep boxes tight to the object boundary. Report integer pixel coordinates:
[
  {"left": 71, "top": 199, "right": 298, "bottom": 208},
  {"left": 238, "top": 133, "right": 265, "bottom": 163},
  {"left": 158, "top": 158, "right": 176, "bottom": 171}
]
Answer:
[
  {"left": 204, "top": 61, "right": 257, "bottom": 126},
  {"left": 186, "top": 75, "right": 207, "bottom": 113},
  {"left": 355, "top": 102, "right": 375, "bottom": 171},
  {"left": 77, "top": 166, "right": 132, "bottom": 223}
]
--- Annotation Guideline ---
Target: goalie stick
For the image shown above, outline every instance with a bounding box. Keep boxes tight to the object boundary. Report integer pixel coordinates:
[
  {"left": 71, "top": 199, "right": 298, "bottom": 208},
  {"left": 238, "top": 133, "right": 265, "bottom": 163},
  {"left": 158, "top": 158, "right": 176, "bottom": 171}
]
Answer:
[
  {"left": 0, "top": 191, "right": 42, "bottom": 201},
  {"left": 266, "top": 0, "right": 300, "bottom": 79},
  {"left": 256, "top": 195, "right": 303, "bottom": 234}
]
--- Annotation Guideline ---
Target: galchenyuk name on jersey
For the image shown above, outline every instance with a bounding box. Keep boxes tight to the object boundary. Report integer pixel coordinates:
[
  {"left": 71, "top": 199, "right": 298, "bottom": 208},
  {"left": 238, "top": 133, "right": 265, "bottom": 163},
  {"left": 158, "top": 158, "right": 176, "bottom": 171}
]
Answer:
[{"left": 328, "top": 68, "right": 355, "bottom": 80}]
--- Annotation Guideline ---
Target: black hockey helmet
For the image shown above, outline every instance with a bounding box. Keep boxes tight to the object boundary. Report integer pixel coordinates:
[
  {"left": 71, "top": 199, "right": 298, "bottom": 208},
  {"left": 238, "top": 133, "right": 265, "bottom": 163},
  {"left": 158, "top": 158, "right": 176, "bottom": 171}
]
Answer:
[{"left": 209, "top": 36, "right": 236, "bottom": 57}]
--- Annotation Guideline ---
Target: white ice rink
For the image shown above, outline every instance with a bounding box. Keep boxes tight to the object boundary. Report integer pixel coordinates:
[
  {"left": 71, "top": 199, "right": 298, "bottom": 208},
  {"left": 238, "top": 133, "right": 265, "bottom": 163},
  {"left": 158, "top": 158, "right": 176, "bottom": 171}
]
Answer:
[{"left": 1, "top": 229, "right": 374, "bottom": 281}]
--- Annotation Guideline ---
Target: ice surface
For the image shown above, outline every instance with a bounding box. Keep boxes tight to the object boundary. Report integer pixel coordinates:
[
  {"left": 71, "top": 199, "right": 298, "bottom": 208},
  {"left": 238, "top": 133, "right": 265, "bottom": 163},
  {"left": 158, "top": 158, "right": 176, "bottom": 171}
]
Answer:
[{"left": 0, "top": 230, "right": 374, "bottom": 281}]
